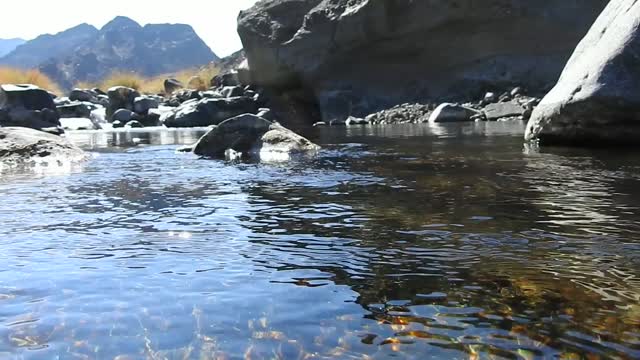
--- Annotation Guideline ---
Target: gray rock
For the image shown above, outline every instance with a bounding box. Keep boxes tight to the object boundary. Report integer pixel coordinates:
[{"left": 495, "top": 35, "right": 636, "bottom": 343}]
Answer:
[
  {"left": 112, "top": 120, "right": 124, "bottom": 129},
  {"left": 345, "top": 116, "right": 369, "bottom": 126},
  {"left": 525, "top": 0, "right": 640, "bottom": 146},
  {"left": 0, "top": 84, "right": 56, "bottom": 112},
  {"left": 112, "top": 109, "right": 136, "bottom": 123},
  {"left": 0, "top": 127, "right": 86, "bottom": 166},
  {"left": 192, "top": 114, "right": 319, "bottom": 158},
  {"left": 57, "top": 101, "right": 99, "bottom": 119},
  {"left": 69, "top": 88, "right": 97, "bottom": 102},
  {"left": 483, "top": 102, "right": 525, "bottom": 121},
  {"left": 428, "top": 103, "right": 480, "bottom": 123},
  {"left": 107, "top": 86, "right": 140, "bottom": 120},
  {"left": 484, "top": 92, "right": 497, "bottom": 104},
  {"left": 133, "top": 96, "right": 160, "bottom": 114},
  {"left": 221, "top": 86, "right": 244, "bottom": 98},
  {"left": 163, "top": 97, "right": 259, "bottom": 128},
  {"left": 164, "top": 78, "right": 183, "bottom": 95},
  {"left": 365, "top": 103, "right": 432, "bottom": 124},
  {"left": 238, "top": 0, "right": 608, "bottom": 121},
  {"left": 256, "top": 108, "right": 276, "bottom": 122}
]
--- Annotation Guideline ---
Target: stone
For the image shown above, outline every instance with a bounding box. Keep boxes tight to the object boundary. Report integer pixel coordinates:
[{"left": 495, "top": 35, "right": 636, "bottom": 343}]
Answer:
[
  {"left": 345, "top": 116, "right": 369, "bottom": 126},
  {"left": 0, "top": 127, "right": 86, "bottom": 166},
  {"left": 164, "top": 78, "right": 183, "bottom": 95},
  {"left": 107, "top": 86, "right": 140, "bottom": 120},
  {"left": 238, "top": 0, "right": 608, "bottom": 121},
  {"left": 192, "top": 114, "right": 319, "bottom": 158},
  {"left": 525, "top": 0, "right": 640, "bottom": 146},
  {"left": 0, "top": 108, "right": 63, "bottom": 135},
  {"left": 365, "top": 103, "right": 432, "bottom": 124},
  {"left": 90, "top": 107, "right": 107, "bottom": 128},
  {"left": 0, "top": 84, "right": 56, "bottom": 112},
  {"left": 163, "top": 97, "right": 259, "bottom": 128},
  {"left": 221, "top": 86, "right": 244, "bottom": 98},
  {"left": 133, "top": 96, "right": 160, "bottom": 114},
  {"left": 483, "top": 102, "right": 525, "bottom": 121},
  {"left": 428, "top": 103, "right": 480, "bottom": 123},
  {"left": 112, "top": 120, "right": 124, "bottom": 129},
  {"left": 484, "top": 92, "right": 497, "bottom": 104},
  {"left": 112, "top": 109, "right": 136, "bottom": 123},
  {"left": 69, "top": 88, "right": 97, "bottom": 102},
  {"left": 124, "top": 120, "right": 144, "bottom": 128},
  {"left": 510, "top": 87, "right": 523, "bottom": 97},
  {"left": 57, "top": 101, "right": 99, "bottom": 119}
]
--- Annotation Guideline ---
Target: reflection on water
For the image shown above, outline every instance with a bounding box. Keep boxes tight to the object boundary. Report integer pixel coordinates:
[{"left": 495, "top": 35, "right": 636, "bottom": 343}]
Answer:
[{"left": 0, "top": 123, "right": 639, "bottom": 359}]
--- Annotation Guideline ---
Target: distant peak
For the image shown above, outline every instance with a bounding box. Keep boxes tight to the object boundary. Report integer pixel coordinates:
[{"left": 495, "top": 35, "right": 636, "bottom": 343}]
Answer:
[{"left": 102, "top": 16, "right": 141, "bottom": 31}]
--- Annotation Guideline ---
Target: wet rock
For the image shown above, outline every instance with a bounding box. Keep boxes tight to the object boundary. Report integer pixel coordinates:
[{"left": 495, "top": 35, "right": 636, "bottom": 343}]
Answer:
[
  {"left": 345, "top": 116, "right": 369, "bottom": 126},
  {"left": 133, "top": 96, "right": 160, "bottom": 114},
  {"left": 163, "top": 97, "right": 259, "bottom": 128},
  {"left": 164, "top": 78, "right": 183, "bottom": 95},
  {"left": 192, "top": 114, "right": 319, "bottom": 158},
  {"left": 428, "top": 103, "right": 481, "bottom": 123},
  {"left": 525, "top": 0, "right": 640, "bottom": 146},
  {"left": 0, "top": 127, "right": 86, "bottom": 164},
  {"left": 107, "top": 86, "right": 140, "bottom": 120}
]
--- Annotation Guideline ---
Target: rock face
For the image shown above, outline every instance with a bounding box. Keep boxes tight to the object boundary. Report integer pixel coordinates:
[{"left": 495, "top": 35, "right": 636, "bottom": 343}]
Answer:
[
  {"left": 0, "top": 127, "right": 86, "bottom": 165},
  {"left": 0, "top": 84, "right": 62, "bottom": 134},
  {"left": 525, "top": 0, "right": 640, "bottom": 146},
  {"left": 2, "top": 17, "right": 218, "bottom": 89},
  {"left": 193, "top": 114, "right": 320, "bottom": 158},
  {"left": 238, "top": 0, "right": 608, "bottom": 122}
]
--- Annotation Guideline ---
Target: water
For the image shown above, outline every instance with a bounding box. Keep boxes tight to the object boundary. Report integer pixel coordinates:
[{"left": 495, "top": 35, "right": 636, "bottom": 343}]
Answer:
[{"left": 0, "top": 122, "right": 639, "bottom": 359}]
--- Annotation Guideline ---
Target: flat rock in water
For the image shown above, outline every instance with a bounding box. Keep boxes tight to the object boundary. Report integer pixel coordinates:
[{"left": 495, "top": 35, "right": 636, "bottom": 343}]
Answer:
[
  {"left": 484, "top": 102, "right": 525, "bottom": 121},
  {"left": 0, "top": 127, "right": 87, "bottom": 166},
  {"left": 429, "top": 103, "right": 480, "bottom": 123}
]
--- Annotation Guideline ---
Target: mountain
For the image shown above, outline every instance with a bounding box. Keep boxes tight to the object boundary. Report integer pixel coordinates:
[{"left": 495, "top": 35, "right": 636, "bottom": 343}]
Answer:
[
  {"left": 0, "top": 24, "right": 98, "bottom": 68},
  {"left": 0, "top": 38, "right": 26, "bottom": 58},
  {"left": 1, "top": 16, "right": 219, "bottom": 89}
]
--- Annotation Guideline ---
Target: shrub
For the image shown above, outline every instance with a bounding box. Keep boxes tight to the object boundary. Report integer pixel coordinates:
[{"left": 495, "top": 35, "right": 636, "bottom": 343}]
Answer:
[{"left": 0, "top": 67, "right": 62, "bottom": 95}]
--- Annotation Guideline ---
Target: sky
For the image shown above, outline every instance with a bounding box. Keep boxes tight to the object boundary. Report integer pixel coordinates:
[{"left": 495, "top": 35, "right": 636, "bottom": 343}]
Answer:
[{"left": 0, "top": 0, "right": 259, "bottom": 57}]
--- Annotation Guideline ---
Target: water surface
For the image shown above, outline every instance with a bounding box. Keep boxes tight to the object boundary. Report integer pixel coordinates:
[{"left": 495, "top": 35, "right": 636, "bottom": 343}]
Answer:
[{"left": 0, "top": 123, "right": 639, "bottom": 359}]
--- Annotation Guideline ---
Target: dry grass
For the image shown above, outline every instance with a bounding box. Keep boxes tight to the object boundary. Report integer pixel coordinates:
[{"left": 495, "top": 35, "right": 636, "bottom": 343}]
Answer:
[
  {"left": 0, "top": 67, "right": 62, "bottom": 95},
  {"left": 77, "top": 64, "right": 221, "bottom": 96}
]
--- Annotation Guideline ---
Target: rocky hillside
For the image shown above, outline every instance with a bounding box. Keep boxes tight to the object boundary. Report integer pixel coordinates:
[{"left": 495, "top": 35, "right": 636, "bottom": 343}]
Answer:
[
  {"left": 238, "top": 0, "right": 609, "bottom": 122},
  {"left": 1, "top": 17, "right": 218, "bottom": 89},
  {"left": 0, "top": 38, "right": 26, "bottom": 58}
]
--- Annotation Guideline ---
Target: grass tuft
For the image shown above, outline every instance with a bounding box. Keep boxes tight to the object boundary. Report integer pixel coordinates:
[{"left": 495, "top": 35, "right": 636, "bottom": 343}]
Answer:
[{"left": 0, "top": 67, "right": 63, "bottom": 95}]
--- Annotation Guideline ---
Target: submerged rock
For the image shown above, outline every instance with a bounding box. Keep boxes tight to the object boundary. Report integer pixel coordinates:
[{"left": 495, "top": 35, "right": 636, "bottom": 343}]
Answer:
[
  {"left": 0, "top": 127, "right": 86, "bottom": 165},
  {"left": 192, "top": 114, "right": 319, "bottom": 158},
  {"left": 525, "top": 0, "right": 640, "bottom": 146}
]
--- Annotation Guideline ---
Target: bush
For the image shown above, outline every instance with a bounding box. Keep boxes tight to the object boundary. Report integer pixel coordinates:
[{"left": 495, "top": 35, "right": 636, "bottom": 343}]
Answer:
[{"left": 0, "top": 67, "right": 62, "bottom": 95}]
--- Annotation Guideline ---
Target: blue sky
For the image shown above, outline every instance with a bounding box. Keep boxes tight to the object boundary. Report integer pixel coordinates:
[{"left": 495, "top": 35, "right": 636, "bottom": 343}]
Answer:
[{"left": 0, "top": 0, "right": 259, "bottom": 56}]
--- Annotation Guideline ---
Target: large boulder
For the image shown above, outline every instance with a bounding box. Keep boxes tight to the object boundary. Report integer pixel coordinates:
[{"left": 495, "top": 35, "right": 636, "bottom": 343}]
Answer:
[
  {"left": 525, "top": 0, "right": 640, "bottom": 145},
  {"left": 238, "top": 0, "right": 608, "bottom": 121},
  {"left": 107, "top": 86, "right": 140, "bottom": 121},
  {"left": 0, "top": 127, "right": 86, "bottom": 166},
  {"left": 192, "top": 114, "right": 320, "bottom": 158},
  {"left": 163, "top": 97, "right": 259, "bottom": 128},
  {"left": 0, "top": 84, "right": 62, "bottom": 134}
]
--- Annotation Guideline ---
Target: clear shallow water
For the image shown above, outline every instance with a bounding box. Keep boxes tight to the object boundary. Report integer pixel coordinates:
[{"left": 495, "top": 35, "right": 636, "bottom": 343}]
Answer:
[{"left": 0, "top": 122, "right": 639, "bottom": 359}]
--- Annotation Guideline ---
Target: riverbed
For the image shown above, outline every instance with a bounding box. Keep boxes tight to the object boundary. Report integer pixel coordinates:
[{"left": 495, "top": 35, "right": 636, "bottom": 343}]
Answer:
[{"left": 0, "top": 122, "right": 638, "bottom": 359}]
